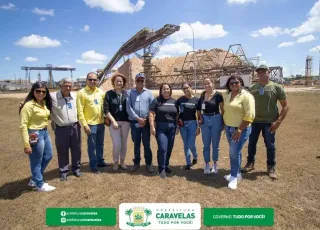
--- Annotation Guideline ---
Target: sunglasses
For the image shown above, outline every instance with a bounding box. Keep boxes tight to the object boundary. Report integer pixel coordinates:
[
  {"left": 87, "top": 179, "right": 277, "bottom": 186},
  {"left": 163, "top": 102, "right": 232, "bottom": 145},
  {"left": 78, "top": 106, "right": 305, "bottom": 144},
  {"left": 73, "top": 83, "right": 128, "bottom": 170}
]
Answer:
[
  {"left": 88, "top": 79, "right": 98, "bottom": 82},
  {"left": 229, "top": 81, "right": 240, "bottom": 85},
  {"left": 136, "top": 80, "right": 144, "bottom": 83},
  {"left": 35, "top": 90, "right": 46, "bottom": 94}
]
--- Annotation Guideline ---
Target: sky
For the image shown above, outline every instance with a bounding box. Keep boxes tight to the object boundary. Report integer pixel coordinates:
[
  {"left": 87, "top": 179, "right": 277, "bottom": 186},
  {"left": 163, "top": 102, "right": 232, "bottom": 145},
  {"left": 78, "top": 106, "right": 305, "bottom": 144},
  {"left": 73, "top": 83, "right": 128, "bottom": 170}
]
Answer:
[{"left": 1, "top": 0, "right": 320, "bottom": 82}]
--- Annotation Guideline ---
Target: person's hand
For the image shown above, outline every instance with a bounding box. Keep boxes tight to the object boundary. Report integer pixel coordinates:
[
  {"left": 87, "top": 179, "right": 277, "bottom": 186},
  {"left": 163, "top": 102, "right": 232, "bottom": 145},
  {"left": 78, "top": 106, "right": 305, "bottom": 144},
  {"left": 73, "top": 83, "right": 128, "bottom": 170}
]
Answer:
[
  {"left": 151, "top": 126, "right": 156, "bottom": 136},
  {"left": 51, "top": 121, "right": 56, "bottom": 131},
  {"left": 269, "top": 121, "right": 281, "bottom": 133},
  {"left": 175, "top": 127, "right": 180, "bottom": 135},
  {"left": 24, "top": 147, "right": 32, "bottom": 155},
  {"left": 112, "top": 121, "right": 119, "bottom": 129},
  {"left": 232, "top": 129, "right": 242, "bottom": 142},
  {"left": 196, "top": 127, "right": 201, "bottom": 136},
  {"left": 198, "top": 116, "right": 203, "bottom": 126},
  {"left": 84, "top": 126, "right": 91, "bottom": 135}
]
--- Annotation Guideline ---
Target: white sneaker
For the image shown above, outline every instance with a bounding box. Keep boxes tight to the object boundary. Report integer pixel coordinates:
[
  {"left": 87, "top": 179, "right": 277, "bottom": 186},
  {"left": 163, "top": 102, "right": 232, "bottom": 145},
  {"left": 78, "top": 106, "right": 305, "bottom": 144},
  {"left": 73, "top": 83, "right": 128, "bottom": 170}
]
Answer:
[
  {"left": 204, "top": 164, "right": 211, "bottom": 174},
  {"left": 211, "top": 162, "right": 218, "bottom": 174},
  {"left": 228, "top": 176, "right": 238, "bottom": 190},
  {"left": 37, "top": 183, "right": 56, "bottom": 192},
  {"left": 224, "top": 173, "right": 242, "bottom": 181}
]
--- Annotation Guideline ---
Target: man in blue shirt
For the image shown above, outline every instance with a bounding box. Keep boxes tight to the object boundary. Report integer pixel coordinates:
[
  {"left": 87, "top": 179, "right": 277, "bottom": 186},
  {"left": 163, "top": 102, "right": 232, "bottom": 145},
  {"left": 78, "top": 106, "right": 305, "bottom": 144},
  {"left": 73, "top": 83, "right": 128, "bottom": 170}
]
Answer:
[{"left": 126, "top": 73, "right": 154, "bottom": 173}]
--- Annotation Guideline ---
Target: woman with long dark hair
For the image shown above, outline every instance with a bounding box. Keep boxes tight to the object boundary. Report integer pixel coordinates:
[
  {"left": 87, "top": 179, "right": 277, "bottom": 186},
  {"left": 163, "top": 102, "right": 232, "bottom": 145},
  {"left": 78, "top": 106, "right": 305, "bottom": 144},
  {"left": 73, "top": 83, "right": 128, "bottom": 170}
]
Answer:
[
  {"left": 149, "top": 83, "right": 179, "bottom": 178},
  {"left": 20, "top": 81, "right": 55, "bottom": 192},
  {"left": 176, "top": 83, "right": 200, "bottom": 170},
  {"left": 223, "top": 76, "right": 255, "bottom": 189}
]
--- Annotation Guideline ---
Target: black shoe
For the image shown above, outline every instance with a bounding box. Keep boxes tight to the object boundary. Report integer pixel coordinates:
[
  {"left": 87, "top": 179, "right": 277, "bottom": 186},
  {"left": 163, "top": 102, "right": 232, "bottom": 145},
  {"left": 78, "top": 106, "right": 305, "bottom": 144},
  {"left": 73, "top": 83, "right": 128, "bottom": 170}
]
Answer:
[
  {"left": 241, "top": 162, "right": 255, "bottom": 173},
  {"left": 131, "top": 164, "right": 140, "bottom": 172},
  {"left": 73, "top": 171, "right": 82, "bottom": 177},
  {"left": 165, "top": 167, "right": 172, "bottom": 174},
  {"left": 60, "top": 174, "right": 68, "bottom": 181},
  {"left": 192, "top": 159, "right": 198, "bottom": 165},
  {"left": 185, "top": 165, "right": 191, "bottom": 170},
  {"left": 146, "top": 164, "right": 154, "bottom": 173},
  {"left": 91, "top": 169, "right": 101, "bottom": 174},
  {"left": 97, "top": 162, "right": 111, "bottom": 167}
]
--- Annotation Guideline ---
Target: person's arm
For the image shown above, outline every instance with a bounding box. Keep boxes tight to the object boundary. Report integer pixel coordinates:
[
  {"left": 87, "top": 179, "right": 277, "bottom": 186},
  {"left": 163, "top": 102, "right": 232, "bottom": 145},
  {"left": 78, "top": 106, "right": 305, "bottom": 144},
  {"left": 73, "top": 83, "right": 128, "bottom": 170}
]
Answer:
[
  {"left": 77, "top": 91, "right": 90, "bottom": 135},
  {"left": 269, "top": 86, "right": 289, "bottom": 133},
  {"left": 149, "top": 98, "right": 157, "bottom": 135},
  {"left": 20, "top": 103, "right": 32, "bottom": 154},
  {"left": 232, "top": 94, "right": 255, "bottom": 141},
  {"left": 196, "top": 96, "right": 203, "bottom": 125}
]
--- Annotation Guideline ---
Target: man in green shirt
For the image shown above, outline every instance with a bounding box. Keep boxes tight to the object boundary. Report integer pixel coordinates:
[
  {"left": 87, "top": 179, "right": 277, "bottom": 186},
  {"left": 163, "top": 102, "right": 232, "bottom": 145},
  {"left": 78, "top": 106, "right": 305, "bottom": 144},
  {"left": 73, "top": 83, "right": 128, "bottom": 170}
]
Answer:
[{"left": 242, "top": 65, "right": 289, "bottom": 179}]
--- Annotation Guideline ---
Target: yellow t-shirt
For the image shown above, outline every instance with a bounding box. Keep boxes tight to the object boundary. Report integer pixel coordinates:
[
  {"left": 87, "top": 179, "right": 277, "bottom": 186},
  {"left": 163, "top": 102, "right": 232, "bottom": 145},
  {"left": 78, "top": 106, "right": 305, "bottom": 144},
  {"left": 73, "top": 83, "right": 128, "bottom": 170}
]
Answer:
[
  {"left": 223, "top": 90, "right": 255, "bottom": 127},
  {"left": 77, "top": 86, "right": 105, "bottom": 127},
  {"left": 20, "top": 100, "right": 50, "bottom": 148}
]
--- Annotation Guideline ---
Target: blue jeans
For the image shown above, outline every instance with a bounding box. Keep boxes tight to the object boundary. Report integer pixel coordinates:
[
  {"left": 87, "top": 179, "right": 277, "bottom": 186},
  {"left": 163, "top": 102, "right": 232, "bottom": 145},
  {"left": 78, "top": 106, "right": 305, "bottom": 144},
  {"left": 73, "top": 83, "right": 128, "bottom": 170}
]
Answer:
[
  {"left": 155, "top": 122, "right": 176, "bottom": 173},
  {"left": 247, "top": 123, "right": 276, "bottom": 166},
  {"left": 87, "top": 124, "right": 105, "bottom": 170},
  {"left": 180, "top": 120, "right": 198, "bottom": 166},
  {"left": 225, "top": 126, "right": 252, "bottom": 177},
  {"left": 131, "top": 121, "right": 152, "bottom": 165},
  {"left": 28, "top": 129, "right": 53, "bottom": 188},
  {"left": 200, "top": 114, "right": 223, "bottom": 163}
]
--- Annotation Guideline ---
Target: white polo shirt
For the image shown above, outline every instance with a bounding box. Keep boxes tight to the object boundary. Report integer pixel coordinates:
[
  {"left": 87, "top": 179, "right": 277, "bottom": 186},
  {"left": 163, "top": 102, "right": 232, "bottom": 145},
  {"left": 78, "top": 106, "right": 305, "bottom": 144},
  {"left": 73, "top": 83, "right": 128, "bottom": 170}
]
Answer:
[{"left": 51, "top": 91, "right": 78, "bottom": 126}]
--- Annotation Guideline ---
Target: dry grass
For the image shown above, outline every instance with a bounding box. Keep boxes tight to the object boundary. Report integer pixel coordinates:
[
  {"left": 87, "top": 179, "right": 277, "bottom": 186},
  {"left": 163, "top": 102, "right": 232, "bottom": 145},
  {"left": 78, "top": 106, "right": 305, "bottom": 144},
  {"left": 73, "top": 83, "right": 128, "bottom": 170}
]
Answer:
[{"left": 0, "top": 92, "right": 320, "bottom": 230}]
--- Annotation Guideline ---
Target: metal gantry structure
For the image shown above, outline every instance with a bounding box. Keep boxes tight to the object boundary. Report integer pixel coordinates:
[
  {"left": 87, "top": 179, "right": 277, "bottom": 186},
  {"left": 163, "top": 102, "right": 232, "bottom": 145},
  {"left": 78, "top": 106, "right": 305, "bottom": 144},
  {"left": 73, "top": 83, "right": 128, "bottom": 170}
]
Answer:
[
  {"left": 98, "top": 24, "right": 180, "bottom": 86},
  {"left": 21, "top": 65, "right": 76, "bottom": 88},
  {"left": 305, "top": 56, "right": 313, "bottom": 87}
]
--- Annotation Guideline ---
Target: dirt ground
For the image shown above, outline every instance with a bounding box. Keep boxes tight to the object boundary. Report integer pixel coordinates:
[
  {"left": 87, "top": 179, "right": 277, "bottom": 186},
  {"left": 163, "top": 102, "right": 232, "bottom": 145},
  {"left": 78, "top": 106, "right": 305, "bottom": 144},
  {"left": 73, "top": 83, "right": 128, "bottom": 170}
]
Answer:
[{"left": 0, "top": 92, "right": 319, "bottom": 230}]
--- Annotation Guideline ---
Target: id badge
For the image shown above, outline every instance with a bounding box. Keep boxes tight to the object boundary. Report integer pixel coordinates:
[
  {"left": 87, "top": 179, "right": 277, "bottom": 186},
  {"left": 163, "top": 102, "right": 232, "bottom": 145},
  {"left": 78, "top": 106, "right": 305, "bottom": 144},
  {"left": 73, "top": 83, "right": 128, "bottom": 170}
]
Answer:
[
  {"left": 94, "top": 99, "right": 98, "bottom": 105},
  {"left": 202, "top": 103, "right": 205, "bottom": 110},
  {"left": 67, "top": 102, "right": 72, "bottom": 109},
  {"left": 119, "top": 104, "right": 123, "bottom": 111},
  {"left": 136, "top": 96, "right": 140, "bottom": 102}
]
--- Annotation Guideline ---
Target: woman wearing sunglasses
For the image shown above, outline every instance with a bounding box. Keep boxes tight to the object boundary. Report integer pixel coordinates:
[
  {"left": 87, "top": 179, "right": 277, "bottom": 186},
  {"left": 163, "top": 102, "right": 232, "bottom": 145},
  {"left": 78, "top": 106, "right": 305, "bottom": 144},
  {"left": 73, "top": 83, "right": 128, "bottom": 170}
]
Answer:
[
  {"left": 19, "top": 81, "right": 55, "bottom": 192},
  {"left": 223, "top": 76, "right": 255, "bottom": 190},
  {"left": 176, "top": 83, "right": 200, "bottom": 170}
]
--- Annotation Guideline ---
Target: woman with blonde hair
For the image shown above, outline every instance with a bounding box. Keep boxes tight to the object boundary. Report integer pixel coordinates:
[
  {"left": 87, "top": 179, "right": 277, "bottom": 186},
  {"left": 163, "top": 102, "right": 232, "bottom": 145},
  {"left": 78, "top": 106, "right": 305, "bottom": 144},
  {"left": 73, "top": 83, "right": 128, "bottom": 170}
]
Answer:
[
  {"left": 20, "top": 81, "right": 55, "bottom": 192},
  {"left": 103, "top": 73, "right": 130, "bottom": 172}
]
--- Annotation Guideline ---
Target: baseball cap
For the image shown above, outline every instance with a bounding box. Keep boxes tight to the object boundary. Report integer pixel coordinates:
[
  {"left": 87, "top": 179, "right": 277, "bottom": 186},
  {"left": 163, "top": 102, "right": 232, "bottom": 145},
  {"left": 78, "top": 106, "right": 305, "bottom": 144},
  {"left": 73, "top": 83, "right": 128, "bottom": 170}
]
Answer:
[
  {"left": 135, "top": 73, "right": 145, "bottom": 79},
  {"left": 256, "top": 64, "right": 270, "bottom": 71}
]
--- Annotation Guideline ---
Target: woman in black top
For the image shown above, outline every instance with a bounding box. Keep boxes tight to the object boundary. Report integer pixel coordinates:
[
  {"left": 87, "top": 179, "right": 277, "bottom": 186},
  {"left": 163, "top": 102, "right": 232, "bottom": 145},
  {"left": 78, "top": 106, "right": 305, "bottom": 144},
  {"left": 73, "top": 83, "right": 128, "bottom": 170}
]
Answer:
[
  {"left": 196, "top": 77, "right": 224, "bottom": 175},
  {"left": 103, "top": 73, "right": 130, "bottom": 172},
  {"left": 149, "top": 84, "right": 179, "bottom": 178},
  {"left": 176, "top": 83, "right": 200, "bottom": 170}
]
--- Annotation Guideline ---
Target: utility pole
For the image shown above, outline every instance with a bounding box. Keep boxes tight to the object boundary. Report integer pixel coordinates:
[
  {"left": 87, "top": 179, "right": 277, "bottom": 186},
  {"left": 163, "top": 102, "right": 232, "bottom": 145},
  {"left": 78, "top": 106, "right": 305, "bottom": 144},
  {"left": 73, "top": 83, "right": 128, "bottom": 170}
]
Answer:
[
  {"left": 316, "top": 47, "right": 320, "bottom": 87},
  {"left": 188, "top": 23, "right": 196, "bottom": 93}
]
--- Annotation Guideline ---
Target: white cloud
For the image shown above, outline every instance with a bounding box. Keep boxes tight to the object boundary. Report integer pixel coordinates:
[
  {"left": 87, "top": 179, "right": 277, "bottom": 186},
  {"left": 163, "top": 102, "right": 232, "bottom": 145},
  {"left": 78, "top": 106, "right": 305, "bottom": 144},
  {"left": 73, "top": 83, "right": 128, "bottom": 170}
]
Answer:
[
  {"left": 227, "top": 0, "right": 257, "bottom": 4},
  {"left": 58, "top": 65, "right": 73, "bottom": 68},
  {"left": 256, "top": 53, "right": 262, "bottom": 57},
  {"left": 15, "top": 34, "right": 61, "bottom": 48},
  {"left": 32, "top": 7, "right": 54, "bottom": 16},
  {"left": 39, "top": 17, "right": 46, "bottom": 22},
  {"left": 250, "top": 26, "right": 291, "bottom": 38},
  {"left": 5, "top": 57, "right": 10, "bottom": 61},
  {"left": 310, "top": 46, "right": 320, "bottom": 52},
  {"left": 291, "top": 0, "right": 320, "bottom": 36},
  {"left": 76, "top": 50, "right": 107, "bottom": 64},
  {"left": 25, "top": 57, "right": 38, "bottom": 62},
  {"left": 80, "top": 25, "right": 90, "bottom": 32},
  {"left": 296, "top": 35, "right": 317, "bottom": 43},
  {"left": 157, "top": 42, "right": 193, "bottom": 58},
  {"left": 0, "top": 3, "right": 15, "bottom": 10},
  {"left": 260, "top": 60, "right": 267, "bottom": 65},
  {"left": 278, "top": 41, "right": 295, "bottom": 48},
  {"left": 170, "top": 21, "right": 228, "bottom": 42},
  {"left": 83, "top": 0, "right": 145, "bottom": 13}
]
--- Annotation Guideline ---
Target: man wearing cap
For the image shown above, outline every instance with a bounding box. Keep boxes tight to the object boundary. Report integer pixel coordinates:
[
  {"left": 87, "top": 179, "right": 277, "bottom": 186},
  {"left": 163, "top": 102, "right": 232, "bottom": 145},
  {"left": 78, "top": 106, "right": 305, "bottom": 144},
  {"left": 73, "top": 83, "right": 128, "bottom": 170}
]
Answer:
[
  {"left": 77, "top": 72, "right": 111, "bottom": 174},
  {"left": 126, "top": 73, "right": 154, "bottom": 173},
  {"left": 242, "top": 65, "right": 289, "bottom": 179},
  {"left": 51, "top": 78, "right": 82, "bottom": 181}
]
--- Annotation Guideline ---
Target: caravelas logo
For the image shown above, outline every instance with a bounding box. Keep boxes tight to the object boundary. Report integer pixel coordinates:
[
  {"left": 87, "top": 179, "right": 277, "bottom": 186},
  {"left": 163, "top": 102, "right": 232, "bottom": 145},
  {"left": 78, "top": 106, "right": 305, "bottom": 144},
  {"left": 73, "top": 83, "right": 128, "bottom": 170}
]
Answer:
[{"left": 125, "top": 207, "right": 152, "bottom": 227}]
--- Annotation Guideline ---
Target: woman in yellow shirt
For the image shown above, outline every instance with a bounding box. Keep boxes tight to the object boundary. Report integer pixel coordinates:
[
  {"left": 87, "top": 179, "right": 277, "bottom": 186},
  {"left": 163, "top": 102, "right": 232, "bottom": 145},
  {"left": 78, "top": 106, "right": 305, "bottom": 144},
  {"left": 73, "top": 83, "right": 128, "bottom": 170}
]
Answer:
[
  {"left": 19, "top": 82, "right": 55, "bottom": 192},
  {"left": 223, "top": 76, "right": 255, "bottom": 190}
]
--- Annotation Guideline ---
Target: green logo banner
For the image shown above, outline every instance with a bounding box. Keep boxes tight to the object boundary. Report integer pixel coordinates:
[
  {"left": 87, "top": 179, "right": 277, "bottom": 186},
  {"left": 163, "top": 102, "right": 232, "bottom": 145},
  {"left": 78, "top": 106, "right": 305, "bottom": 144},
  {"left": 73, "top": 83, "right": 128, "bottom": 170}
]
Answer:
[
  {"left": 46, "top": 208, "right": 116, "bottom": 226},
  {"left": 204, "top": 208, "right": 274, "bottom": 226}
]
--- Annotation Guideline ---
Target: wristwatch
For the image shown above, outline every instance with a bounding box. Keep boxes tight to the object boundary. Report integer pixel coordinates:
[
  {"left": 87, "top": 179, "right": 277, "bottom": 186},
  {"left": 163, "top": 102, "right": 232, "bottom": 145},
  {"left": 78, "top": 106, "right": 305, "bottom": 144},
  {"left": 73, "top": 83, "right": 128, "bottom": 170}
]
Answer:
[{"left": 237, "top": 129, "right": 242, "bottom": 133}]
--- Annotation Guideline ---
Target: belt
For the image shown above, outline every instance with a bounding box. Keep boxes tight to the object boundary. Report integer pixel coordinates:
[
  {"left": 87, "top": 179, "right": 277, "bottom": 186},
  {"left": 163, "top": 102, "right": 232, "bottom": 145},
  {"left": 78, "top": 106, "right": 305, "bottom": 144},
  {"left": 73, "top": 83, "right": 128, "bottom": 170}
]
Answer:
[
  {"left": 56, "top": 122, "right": 79, "bottom": 128},
  {"left": 203, "top": 112, "right": 220, "bottom": 116}
]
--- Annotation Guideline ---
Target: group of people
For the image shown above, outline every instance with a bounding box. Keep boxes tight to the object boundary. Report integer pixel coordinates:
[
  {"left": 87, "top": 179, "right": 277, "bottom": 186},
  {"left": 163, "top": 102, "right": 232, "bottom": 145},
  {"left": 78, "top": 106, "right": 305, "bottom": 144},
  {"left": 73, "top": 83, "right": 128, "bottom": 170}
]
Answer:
[{"left": 19, "top": 64, "right": 289, "bottom": 192}]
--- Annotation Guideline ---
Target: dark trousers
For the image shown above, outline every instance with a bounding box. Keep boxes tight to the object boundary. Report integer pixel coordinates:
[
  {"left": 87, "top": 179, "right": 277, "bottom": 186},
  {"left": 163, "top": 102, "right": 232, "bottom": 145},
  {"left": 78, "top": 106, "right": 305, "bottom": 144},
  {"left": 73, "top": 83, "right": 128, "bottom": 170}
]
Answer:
[
  {"left": 54, "top": 122, "right": 81, "bottom": 175},
  {"left": 247, "top": 123, "right": 276, "bottom": 167},
  {"left": 155, "top": 122, "right": 176, "bottom": 173},
  {"left": 131, "top": 121, "right": 152, "bottom": 165}
]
